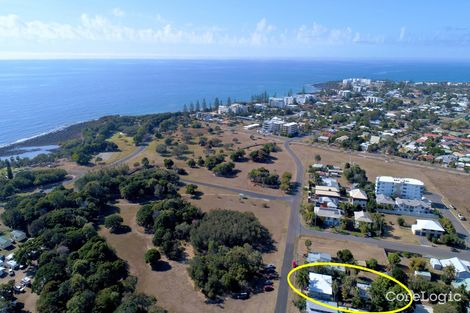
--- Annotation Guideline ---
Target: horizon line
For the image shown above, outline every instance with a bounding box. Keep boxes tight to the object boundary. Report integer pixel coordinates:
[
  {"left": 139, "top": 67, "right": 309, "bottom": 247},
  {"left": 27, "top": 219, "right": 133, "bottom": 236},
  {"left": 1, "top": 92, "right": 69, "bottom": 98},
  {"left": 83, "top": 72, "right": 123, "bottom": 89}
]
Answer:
[{"left": 2, "top": 53, "right": 470, "bottom": 62}]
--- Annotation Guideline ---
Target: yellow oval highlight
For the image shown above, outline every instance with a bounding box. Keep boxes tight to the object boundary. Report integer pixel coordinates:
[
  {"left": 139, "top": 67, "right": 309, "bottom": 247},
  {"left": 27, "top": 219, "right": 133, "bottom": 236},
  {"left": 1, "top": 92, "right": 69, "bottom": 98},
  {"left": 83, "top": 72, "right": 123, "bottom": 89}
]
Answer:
[{"left": 287, "top": 262, "right": 413, "bottom": 313}]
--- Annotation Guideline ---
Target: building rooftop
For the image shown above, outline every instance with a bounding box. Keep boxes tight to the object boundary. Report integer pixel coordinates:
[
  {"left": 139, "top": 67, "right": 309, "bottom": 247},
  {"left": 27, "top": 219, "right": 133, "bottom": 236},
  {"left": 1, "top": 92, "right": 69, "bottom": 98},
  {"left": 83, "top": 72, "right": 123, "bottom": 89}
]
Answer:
[
  {"left": 314, "top": 207, "right": 343, "bottom": 219},
  {"left": 306, "top": 300, "right": 338, "bottom": 313},
  {"left": 440, "top": 257, "right": 470, "bottom": 274},
  {"left": 354, "top": 211, "right": 373, "bottom": 223},
  {"left": 396, "top": 198, "right": 431, "bottom": 208},
  {"left": 376, "top": 176, "right": 424, "bottom": 186},
  {"left": 412, "top": 219, "right": 445, "bottom": 232},
  {"left": 376, "top": 194, "right": 395, "bottom": 205},
  {"left": 307, "top": 252, "right": 332, "bottom": 263},
  {"left": 309, "top": 273, "right": 333, "bottom": 296},
  {"left": 349, "top": 188, "right": 368, "bottom": 200}
]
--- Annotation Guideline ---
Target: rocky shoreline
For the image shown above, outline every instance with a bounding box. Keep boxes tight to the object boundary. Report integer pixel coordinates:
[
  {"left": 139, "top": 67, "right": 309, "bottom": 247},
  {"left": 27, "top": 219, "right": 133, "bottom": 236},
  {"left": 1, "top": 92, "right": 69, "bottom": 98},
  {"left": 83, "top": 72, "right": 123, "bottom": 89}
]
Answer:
[{"left": 0, "top": 121, "right": 90, "bottom": 157}]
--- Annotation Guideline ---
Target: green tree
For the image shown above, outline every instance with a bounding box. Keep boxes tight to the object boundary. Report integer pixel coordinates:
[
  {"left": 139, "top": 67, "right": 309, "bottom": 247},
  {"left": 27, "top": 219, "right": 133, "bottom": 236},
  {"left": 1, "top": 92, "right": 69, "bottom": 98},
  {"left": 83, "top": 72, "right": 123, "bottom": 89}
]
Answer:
[
  {"left": 5, "top": 160, "right": 13, "bottom": 179},
  {"left": 410, "top": 257, "right": 427, "bottom": 271},
  {"left": 104, "top": 214, "right": 124, "bottom": 233},
  {"left": 314, "top": 154, "right": 321, "bottom": 162},
  {"left": 434, "top": 303, "right": 459, "bottom": 313},
  {"left": 163, "top": 159, "right": 174, "bottom": 169},
  {"left": 156, "top": 144, "right": 168, "bottom": 155},
  {"left": 397, "top": 217, "right": 405, "bottom": 227},
  {"left": 366, "top": 258, "right": 379, "bottom": 270},
  {"left": 145, "top": 248, "right": 161, "bottom": 269},
  {"left": 185, "top": 184, "right": 198, "bottom": 196},
  {"left": 336, "top": 249, "right": 354, "bottom": 264},
  {"left": 387, "top": 253, "right": 401, "bottom": 267},
  {"left": 186, "top": 159, "right": 196, "bottom": 168},
  {"left": 142, "top": 157, "right": 150, "bottom": 169},
  {"left": 442, "top": 265, "right": 456, "bottom": 284},
  {"left": 280, "top": 171, "right": 293, "bottom": 193},
  {"left": 305, "top": 239, "right": 312, "bottom": 252},
  {"left": 296, "top": 268, "right": 309, "bottom": 290},
  {"left": 230, "top": 149, "right": 246, "bottom": 162},
  {"left": 212, "top": 162, "right": 235, "bottom": 177}
]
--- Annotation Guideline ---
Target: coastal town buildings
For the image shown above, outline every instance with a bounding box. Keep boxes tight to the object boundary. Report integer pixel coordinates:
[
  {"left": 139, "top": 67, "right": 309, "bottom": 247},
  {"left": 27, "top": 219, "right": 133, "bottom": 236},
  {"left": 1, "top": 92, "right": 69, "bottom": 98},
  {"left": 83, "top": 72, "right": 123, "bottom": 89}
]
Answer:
[{"left": 375, "top": 176, "right": 425, "bottom": 200}]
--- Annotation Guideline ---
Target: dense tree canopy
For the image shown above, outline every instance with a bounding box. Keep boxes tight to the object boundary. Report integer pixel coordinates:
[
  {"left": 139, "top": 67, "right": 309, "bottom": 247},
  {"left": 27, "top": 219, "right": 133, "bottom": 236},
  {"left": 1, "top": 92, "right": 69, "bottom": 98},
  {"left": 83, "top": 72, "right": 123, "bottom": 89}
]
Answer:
[{"left": 190, "top": 209, "right": 273, "bottom": 253}]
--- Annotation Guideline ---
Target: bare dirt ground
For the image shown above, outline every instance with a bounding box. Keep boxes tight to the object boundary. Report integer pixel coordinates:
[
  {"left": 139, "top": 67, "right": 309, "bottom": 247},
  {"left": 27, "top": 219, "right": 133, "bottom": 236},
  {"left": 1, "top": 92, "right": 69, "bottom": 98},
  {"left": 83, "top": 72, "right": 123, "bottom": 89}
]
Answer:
[
  {"left": 382, "top": 214, "right": 421, "bottom": 245},
  {"left": 101, "top": 184, "right": 290, "bottom": 313},
  {"left": 296, "top": 235, "right": 388, "bottom": 264},
  {"left": 291, "top": 143, "right": 470, "bottom": 219},
  {"left": 124, "top": 128, "right": 295, "bottom": 197}
]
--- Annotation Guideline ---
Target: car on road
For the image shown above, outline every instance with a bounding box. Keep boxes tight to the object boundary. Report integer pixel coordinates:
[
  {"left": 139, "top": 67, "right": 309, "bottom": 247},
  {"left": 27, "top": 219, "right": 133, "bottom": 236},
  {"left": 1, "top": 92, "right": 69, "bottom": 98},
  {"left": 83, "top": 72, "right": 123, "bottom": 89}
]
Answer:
[
  {"left": 239, "top": 193, "right": 248, "bottom": 199},
  {"left": 264, "top": 285, "right": 274, "bottom": 292}
]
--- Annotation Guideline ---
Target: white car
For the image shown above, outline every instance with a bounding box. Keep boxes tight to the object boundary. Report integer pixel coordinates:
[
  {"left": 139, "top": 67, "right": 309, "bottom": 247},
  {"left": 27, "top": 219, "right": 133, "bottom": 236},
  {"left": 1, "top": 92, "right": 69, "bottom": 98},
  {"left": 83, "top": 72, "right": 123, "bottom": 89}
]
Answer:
[{"left": 458, "top": 213, "right": 466, "bottom": 221}]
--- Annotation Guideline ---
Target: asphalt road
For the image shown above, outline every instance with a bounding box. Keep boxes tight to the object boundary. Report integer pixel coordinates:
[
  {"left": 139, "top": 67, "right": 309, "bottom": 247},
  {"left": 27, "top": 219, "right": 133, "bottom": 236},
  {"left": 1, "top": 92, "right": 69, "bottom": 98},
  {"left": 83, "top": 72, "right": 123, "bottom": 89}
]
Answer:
[
  {"left": 180, "top": 178, "right": 291, "bottom": 201},
  {"left": 274, "top": 138, "right": 304, "bottom": 313},
  {"left": 300, "top": 227, "right": 470, "bottom": 259},
  {"left": 109, "top": 145, "right": 146, "bottom": 167}
]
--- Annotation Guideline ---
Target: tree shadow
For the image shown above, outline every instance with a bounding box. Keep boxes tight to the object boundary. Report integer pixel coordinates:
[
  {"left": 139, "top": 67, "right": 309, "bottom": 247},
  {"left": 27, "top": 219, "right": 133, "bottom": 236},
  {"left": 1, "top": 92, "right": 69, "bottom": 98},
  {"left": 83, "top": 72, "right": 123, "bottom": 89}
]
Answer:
[
  {"left": 151, "top": 260, "right": 172, "bottom": 272},
  {"left": 190, "top": 191, "right": 204, "bottom": 200},
  {"left": 214, "top": 169, "right": 241, "bottom": 179},
  {"left": 113, "top": 225, "right": 132, "bottom": 234}
]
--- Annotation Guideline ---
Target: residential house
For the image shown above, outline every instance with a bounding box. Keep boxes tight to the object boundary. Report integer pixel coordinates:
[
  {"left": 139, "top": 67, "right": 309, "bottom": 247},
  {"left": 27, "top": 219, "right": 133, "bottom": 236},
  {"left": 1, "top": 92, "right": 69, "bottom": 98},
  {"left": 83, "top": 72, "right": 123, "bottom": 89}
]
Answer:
[
  {"left": 307, "top": 273, "right": 338, "bottom": 313},
  {"left": 439, "top": 257, "right": 470, "bottom": 280},
  {"left": 314, "top": 205, "right": 343, "bottom": 227},
  {"left": 10, "top": 230, "right": 26, "bottom": 242},
  {"left": 414, "top": 271, "right": 432, "bottom": 281},
  {"left": 307, "top": 252, "right": 332, "bottom": 263},
  {"left": 354, "top": 211, "right": 373, "bottom": 228},
  {"left": 349, "top": 189, "right": 368, "bottom": 207},
  {"left": 0, "top": 236, "right": 12, "bottom": 250},
  {"left": 430, "top": 258, "right": 443, "bottom": 270},
  {"left": 411, "top": 219, "right": 445, "bottom": 237},
  {"left": 314, "top": 186, "right": 341, "bottom": 201}
]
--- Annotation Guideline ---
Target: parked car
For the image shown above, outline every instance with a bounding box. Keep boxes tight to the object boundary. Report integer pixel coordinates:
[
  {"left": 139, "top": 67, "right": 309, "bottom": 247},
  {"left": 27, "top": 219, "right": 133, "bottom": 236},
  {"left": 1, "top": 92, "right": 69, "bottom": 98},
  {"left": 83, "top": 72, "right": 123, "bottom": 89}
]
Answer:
[
  {"left": 266, "top": 273, "right": 279, "bottom": 280},
  {"left": 264, "top": 285, "right": 274, "bottom": 292},
  {"left": 264, "top": 280, "right": 274, "bottom": 286},
  {"left": 231, "top": 292, "right": 249, "bottom": 300},
  {"left": 264, "top": 264, "right": 276, "bottom": 270},
  {"left": 458, "top": 213, "right": 466, "bottom": 221},
  {"left": 8, "top": 269, "right": 14, "bottom": 276},
  {"left": 14, "top": 285, "right": 25, "bottom": 293},
  {"left": 21, "top": 277, "right": 32, "bottom": 287}
]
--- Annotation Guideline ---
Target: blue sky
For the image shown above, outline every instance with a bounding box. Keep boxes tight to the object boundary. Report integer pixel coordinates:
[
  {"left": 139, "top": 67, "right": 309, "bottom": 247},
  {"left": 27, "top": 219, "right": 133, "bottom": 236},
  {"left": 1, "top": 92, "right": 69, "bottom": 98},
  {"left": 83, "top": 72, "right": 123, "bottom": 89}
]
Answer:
[{"left": 1, "top": 0, "right": 470, "bottom": 59}]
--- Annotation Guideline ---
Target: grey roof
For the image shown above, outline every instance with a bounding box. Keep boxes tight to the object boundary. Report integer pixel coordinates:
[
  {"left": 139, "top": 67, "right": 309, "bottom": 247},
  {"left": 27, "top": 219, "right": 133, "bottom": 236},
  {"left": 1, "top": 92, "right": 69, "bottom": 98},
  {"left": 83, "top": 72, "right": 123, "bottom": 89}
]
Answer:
[
  {"left": 375, "top": 194, "right": 395, "bottom": 205},
  {"left": 396, "top": 198, "right": 431, "bottom": 208}
]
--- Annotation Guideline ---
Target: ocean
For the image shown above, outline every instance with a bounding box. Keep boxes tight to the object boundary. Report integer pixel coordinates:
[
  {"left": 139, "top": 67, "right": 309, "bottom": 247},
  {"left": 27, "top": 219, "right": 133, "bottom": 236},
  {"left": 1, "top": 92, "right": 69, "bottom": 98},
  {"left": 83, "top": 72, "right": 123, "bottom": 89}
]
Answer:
[{"left": 1, "top": 59, "right": 470, "bottom": 147}]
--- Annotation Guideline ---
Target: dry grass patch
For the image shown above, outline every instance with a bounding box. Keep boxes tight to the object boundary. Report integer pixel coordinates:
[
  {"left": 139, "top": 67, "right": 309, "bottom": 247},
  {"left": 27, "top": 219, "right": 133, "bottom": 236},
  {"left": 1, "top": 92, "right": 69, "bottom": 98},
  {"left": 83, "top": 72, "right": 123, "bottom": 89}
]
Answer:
[{"left": 101, "top": 184, "right": 290, "bottom": 313}]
